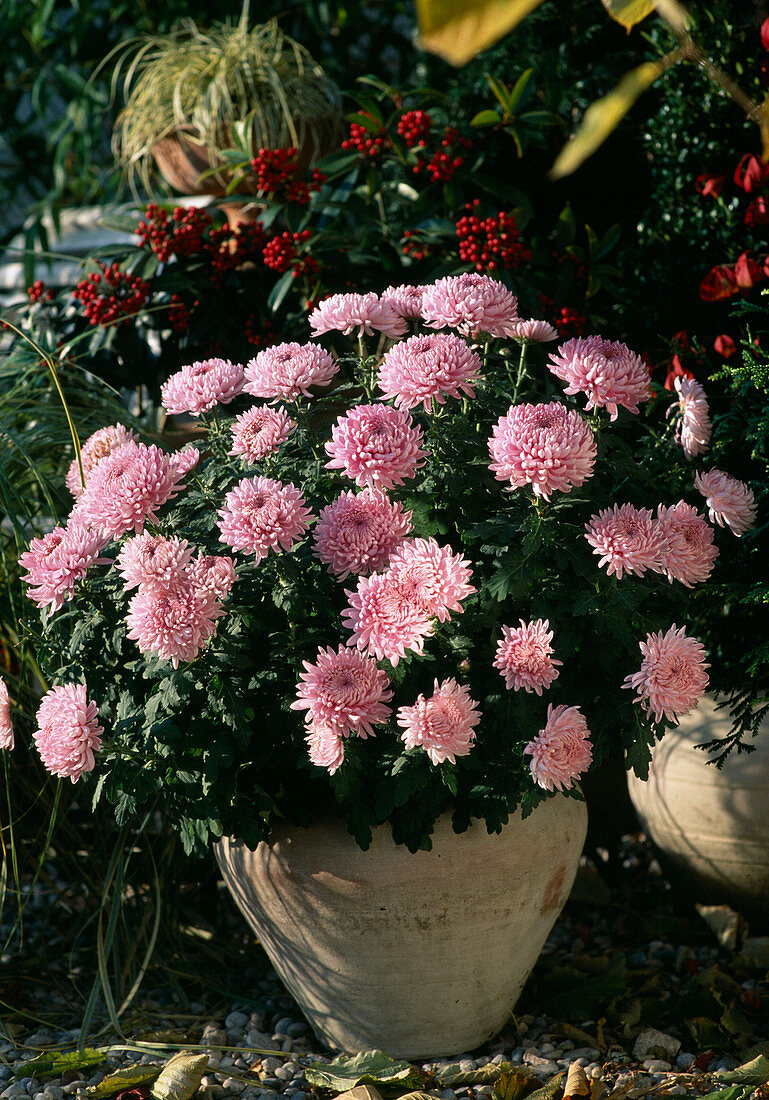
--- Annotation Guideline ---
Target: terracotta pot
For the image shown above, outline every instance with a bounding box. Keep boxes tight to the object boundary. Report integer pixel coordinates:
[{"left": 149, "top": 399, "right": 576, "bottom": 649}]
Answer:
[
  {"left": 215, "top": 797, "right": 587, "bottom": 1058},
  {"left": 628, "top": 696, "right": 769, "bottom": 927},
  {"left": 152, "top": 130, "right": 235, "bottom": 197}
]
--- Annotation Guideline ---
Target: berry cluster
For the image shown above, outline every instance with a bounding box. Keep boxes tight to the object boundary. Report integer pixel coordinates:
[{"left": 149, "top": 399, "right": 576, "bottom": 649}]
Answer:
[
  {"left": 397, "top": 110, "right": 432, "bottom": 148},
  {"left": 250, "top": 147, "right": 326, "bottom": 204},
  {"left": 245, "top": 314, "right": 278, "bottom": 347},
  {"left": 342, "top": 121, "right": 387, "bottom": 157},
  {"left": 553, "top": 305, "right": 587, "bottom": 338},
  {"left": 263, "top": 230, "right": 319, "bottom": 278},
  {"left": 27, "top": 280, "right": 54, "bottom": 303},
  {"left": 205, "top": 222, "right": 268, "bottom": 284},
  {"left": 168, "top": 294, "right": 196, "bottom": 334},
  {"left": 456, "top": 204, "right": 531, "bottom": 272},
  {"left": 414, "top": 127, "right": 473, "bottom": 182},
  {"left": 73, "top": 263, "right": 150, "bottom": 326},
  {"left": 401, "top": 230, "right": 441, "bottom": 263},
  {"left": 137, "top": 204, "right": 213, "bottom": 262}
]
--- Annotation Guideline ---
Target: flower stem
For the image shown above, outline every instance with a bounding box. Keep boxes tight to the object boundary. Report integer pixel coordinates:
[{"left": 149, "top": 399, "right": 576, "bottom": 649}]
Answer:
[{"left": 512, "top": 341, "right": 528, "bottom": 403}]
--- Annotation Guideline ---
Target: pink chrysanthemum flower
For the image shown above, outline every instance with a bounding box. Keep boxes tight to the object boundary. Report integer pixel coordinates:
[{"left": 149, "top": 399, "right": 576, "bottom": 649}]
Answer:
[
  {"left": 397, "top": 678, "right": 481, "bottom": 765},
  {"left": 671, "top": 376, "right": 712, "bottom": 458},
  {"left": 657, "top": 502, "right": 719, "bottom": 587},
  {"left": 0, "top": 677, "right": 13, "bottom": 751},
  {"left": 548, "top": 336, "right": 651, "bottom": 420},
  {"left": 313, "top": 488, "right": 412, "bottom": 579},
  {"left": 171, "top": 446, "right": 200, "bottom": 477},
  {"left": 20, "top": 521, "right": 110, "bottom": 613},
  {"left": 126, "top": 579, "right": 223, "bottom": 667},
  {"left": 291, "top": 645, "right": 393, "bottom": 739},
  {"left": 489, "top": 402, "right": 597, "bottom": 499},
  {"left": 377, "top": 333, "right": 482, "bottom": 412},
  {"left": 65, "top": 423, "right": 137, "bottom": 497},
  {"left": 421, "top": 273, "right": 519, "bottom": 338},
  {"left": 244, "top": 343, "right": 338, "bottom": 402},
  {"left": 325, "top": 404, "right": 428, "bottom": 489},
  {"left": 309, "top": 292, "right": 408, "bottom": 339},
  {"left": 161, "top": 358, "right": 245, "bottom": 416},
  {"left": 229, "top": 405, "right": 296, "bottom": 463},
  {"left": 381, "top": 284, "right": 425, "bottom": 319},
  {"left": 694, "top": 468, "right": 756, "bottom": 537},
  {"left": 342, "top": 572, "right": 434, "bottom": 666},
  {"left": 34, "top": 683, "right": 103, "bottom": 783},
  {"left": 385, "top": 538, "right": 475, "bottom": 622},
  {"left": 623, "top": 624, "right": 709, "bottom": 724},
  {"left": 116, "top": 533, "right": 193, "bottom": 592},
  {"left": 585, "top": 503, "right": 668, "bottom": 579},
  {"left": 524, "top": 704, "right": 593, "bottom": 792},
  {"left": 493, "top": 619, "right": 562, "bottom": 695},
  {"left": 76, "top": 441, "right": 186, "bottom": 538},
  {"left": 217, "top": 476, "right": 311, "bottom": 562},
  {"left": 190, "top": 554, "right": 237, "bottom": 600},
  {"left": 305, "top": 724, "right": 346, "bottom": 774},
  {"left": 509, "top": 319, "right": 559, "bottom": 343}
]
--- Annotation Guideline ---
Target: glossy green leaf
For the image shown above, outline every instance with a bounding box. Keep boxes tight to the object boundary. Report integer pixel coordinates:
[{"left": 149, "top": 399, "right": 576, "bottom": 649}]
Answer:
[
  {"left": 550, "top": 59, "right": 667, "bottom": 179},
  {"left": 471, "top": 109, "right": 503, "bottom": 127},
  {"left": 416, "top": 0, "right": 547, "bottom": 66}
]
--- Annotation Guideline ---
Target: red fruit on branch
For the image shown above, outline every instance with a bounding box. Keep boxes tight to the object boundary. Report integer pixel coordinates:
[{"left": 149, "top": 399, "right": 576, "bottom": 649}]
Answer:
[
  {"left": 698, "top": 264, "right": 738, "bottom": 301},
  {"left": 734, "top": 153, "right": 769, "bottom": 193},
  {"left": 664, "top": 353, "right": 694, "bottom": 391},
  {"left": 713, "top": 334, "right": 736, "bottom": 358},
  {"left": 695, "top": 174, "right": 726, "bottom": 198},
  {"left": 734, "top": 251, "right": 764, "bottom": 289},
  {"left": 745, "top": 195, "right": 769, "bottom": 225},
  {"left": 761, "top": 17, "right": 769, "bottom": 50}
]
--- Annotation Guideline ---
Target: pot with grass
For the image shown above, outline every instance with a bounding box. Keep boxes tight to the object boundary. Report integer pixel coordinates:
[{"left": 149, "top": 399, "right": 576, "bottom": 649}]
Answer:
[{"left": 113, "top": 9, "right": 341, "bottom": 227}]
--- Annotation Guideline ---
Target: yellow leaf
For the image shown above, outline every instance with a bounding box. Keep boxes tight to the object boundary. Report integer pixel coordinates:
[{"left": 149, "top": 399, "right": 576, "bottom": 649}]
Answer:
[
  {"left": 415, "top": 0, "right": 547, "bottom": 66},
  {"left": 550, "top": 59, "right": 666, "bottom": 179},
  {"left": 600, "top": 0, "right": 655, "bottom": 30}
]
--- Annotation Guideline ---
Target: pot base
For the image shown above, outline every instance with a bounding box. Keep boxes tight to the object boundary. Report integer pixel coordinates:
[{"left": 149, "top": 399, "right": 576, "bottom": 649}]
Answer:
[{"left": 216, "top": 799, "right": 587, "bottom": 1059}]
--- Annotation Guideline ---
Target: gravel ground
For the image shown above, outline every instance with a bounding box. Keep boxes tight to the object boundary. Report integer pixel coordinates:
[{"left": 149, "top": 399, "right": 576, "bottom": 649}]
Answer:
[{"left": 1, "top": 835, "right": 767, "bottom": 1100}]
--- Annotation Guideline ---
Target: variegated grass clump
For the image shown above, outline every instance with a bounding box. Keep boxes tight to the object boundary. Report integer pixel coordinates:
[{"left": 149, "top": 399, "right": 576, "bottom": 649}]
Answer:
[{"left": 113, "top": 12, "right": 341, "bottom": 195}]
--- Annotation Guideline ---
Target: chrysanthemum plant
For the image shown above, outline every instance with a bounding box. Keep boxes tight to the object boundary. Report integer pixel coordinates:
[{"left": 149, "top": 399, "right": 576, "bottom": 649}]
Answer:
[{"left": 10, "top": 275, "right": 759, "bottom": 855}]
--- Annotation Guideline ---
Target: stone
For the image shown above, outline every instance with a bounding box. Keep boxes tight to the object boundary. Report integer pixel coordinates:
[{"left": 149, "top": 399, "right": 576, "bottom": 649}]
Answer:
[
  {"left": 220, "top": 1079, "right": 245, "bottom": 1094},
  {"left": 246, "top": 1032, "right": 279, "bottom": 1053},
  {"left": 642, "top": 1061, "right": 671, "bottom": 1073},
  {"left": 562, "top": 1049, "right": 600, "bottom": 1062},
  {"left": 226, "top": 1012, "right": 250, "bottom": 1031},
  {"left": 632, "top": 1030, "right": 680, "bottom": 1061}
]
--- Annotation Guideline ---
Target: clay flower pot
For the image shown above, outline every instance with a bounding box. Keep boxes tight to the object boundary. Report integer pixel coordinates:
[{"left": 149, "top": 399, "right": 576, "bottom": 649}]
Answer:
[
  {"left": 215, "top": 796, "right": 587, "bottom": 1059},
  {"left": 152, "top": 130, "right": 263, "bottom": 231},
  {"left": 628, "top": 696, "right": 769, "bottom": 927}
]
